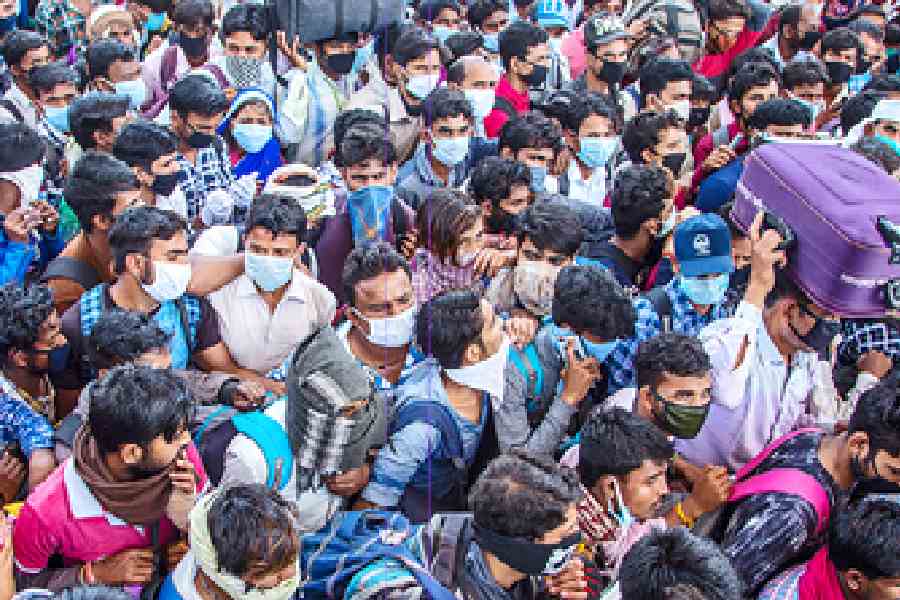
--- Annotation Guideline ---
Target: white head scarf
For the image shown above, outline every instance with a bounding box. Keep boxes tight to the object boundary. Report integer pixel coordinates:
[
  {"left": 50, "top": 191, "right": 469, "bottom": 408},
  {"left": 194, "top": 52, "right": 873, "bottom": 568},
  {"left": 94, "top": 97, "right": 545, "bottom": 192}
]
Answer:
[{"left": 844, "top": 99, "right": 900, "bottom": 144}]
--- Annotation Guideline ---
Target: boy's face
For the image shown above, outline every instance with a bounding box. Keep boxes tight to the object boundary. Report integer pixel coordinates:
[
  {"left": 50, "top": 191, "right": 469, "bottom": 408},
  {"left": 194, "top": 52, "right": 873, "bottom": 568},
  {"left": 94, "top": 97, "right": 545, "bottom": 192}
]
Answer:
[
  {"left": 517, "top": 235, "right": 572, "bottom": 268},
  {"left": 39, "top": 81, "right": 77, "bottom": 109},
  {"left": 429, "top": 114, "right": 472, "bottom": 142},
  {"left": 789, "top": 82, "right": 825, "bottom": 106},
  {"left": 592, "top": 459, "right": 670, "bottom": 522},
  {"left": 734, "top": 80, "right": 779, "bottom": 121},
  {"left": 341, "top": 158, "right": 397, "bottom": 192},
  {"left": 225, "top": 30, "right": 265, "bottom": 59}
]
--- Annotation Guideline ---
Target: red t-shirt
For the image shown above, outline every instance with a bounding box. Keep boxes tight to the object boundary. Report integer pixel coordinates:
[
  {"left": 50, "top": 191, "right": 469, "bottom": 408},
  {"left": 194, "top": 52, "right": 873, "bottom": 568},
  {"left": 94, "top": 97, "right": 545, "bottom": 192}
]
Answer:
[
  {"left": 483, "top": 75, "right": 531, "bottom": 139},
  {"left": 691, "top": 13, "right": 780, "bottom": 79}
]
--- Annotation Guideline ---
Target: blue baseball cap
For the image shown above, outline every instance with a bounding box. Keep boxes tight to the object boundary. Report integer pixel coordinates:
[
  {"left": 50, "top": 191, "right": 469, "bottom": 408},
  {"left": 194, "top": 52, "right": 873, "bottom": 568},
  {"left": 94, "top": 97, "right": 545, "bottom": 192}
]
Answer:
[
  {"left": 674, "top": 214, "right": 735, "bottom": 277},
  {"left": 535, "top": 0, "right": 569, "bottom": 28}
]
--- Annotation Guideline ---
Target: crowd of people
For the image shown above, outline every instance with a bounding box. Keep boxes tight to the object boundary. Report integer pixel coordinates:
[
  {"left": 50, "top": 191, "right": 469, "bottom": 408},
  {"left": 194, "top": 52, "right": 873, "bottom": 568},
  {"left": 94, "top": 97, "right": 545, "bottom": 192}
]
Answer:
[{"left": 0, "top": 0, "right": 899, "bottom": 597}]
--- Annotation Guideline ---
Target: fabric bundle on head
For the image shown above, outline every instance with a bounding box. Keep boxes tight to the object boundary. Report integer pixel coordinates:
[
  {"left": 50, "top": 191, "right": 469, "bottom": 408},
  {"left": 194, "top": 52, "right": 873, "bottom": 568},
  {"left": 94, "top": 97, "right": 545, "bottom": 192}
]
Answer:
[
  {"left": 286, "top": 327, "right": 386, "bottom": 482},
  {"left": 88, "top": 5, "right": 133, "bottom": 40}
]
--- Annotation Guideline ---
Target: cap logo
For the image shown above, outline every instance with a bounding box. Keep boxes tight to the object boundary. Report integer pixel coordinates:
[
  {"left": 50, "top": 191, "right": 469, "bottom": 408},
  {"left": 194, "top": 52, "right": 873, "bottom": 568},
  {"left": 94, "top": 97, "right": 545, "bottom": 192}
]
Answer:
[{"left": 693, "top": 233, "right": 711, "bottom": 257}]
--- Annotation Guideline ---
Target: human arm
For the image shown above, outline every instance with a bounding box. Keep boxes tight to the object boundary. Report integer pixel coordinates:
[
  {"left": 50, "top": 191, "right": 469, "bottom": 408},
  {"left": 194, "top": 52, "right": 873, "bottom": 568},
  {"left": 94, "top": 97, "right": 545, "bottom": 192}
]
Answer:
[
  {"left": 26, "top": 449, "right": 55, "bottom": 492},
  {"left": 360, "top": 422, "right": 441, "bottom": 508},
  {"left": 187, "top": 254, "right": 244, "bottom": 297}
]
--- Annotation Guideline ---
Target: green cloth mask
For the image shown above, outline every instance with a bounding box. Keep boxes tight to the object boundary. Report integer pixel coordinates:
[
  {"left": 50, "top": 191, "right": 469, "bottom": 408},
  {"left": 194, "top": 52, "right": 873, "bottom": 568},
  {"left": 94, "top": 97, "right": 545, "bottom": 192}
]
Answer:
[{"left": 652, "top": 389, "right": 710, "bottom": 439}]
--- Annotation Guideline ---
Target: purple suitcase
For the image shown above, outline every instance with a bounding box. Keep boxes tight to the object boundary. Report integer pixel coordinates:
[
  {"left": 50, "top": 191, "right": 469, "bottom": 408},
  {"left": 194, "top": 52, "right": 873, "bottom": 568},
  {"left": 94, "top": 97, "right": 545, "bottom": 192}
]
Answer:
[{"left": 732, "top": 142, "right": 900, "bottom": 318}]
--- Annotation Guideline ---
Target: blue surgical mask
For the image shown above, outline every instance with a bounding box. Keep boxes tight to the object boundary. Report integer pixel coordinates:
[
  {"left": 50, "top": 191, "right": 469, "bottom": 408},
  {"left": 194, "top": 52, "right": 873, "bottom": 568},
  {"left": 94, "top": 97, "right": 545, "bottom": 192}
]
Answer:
[
  {"left": 115, "top": 78, "right": 147, "bottom": 110},
  {"left": 44, "top": 105, "right": 69, "bottom": 133},
  {"left": 245, "top": 252, "right": 294, "bottom": 292},
  {"left": 577, "top": 136, "right": 618, "bottom": 169},
  {"left": 406, "top": 73, "right": 440, "bottom": 100},
  {"left": 432, "top": 25, "right": 455, "bottom": 44},
  {"left": 352, "top": 39, "right": 374, "bottom": 75},
  {"left": 432, "top": 136, "right": 469, "bottom": 166},
  {"left": 680, "top": 273, "right": 729, "bottom": 306},
  {"left": 529, "top": 165, "right": 547, "bottom": 194},
  {"left": 876, "top": 134, "right": 900, "bottom": 157},
  {"left": 609, "top": 478, "right": 635, "bottom": 530},
  {"left": 146, "top": 11, "right": 166, "bottom": 31},
  {"left": 233, "top": 123, "right": 273, "bottom": 153},
  {"left": 582, "top": 338, "right": 618, "bottom": 363},
  {"left": 482, "top": 32, "right": 499, "bottom": 52}
]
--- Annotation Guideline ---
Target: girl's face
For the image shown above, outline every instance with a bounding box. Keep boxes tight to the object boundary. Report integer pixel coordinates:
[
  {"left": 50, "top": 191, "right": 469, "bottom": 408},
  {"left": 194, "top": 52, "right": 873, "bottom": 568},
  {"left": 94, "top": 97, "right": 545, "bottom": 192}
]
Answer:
[{"left": 233, "top": 101, "right": 273, "bottom": 127}]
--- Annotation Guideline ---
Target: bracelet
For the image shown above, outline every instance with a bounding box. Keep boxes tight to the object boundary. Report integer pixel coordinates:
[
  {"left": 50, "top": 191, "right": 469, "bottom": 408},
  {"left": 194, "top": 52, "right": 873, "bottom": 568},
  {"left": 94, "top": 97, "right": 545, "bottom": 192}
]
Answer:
[{"left": 675, "top": 501, "right": 694, "bottom": 529}]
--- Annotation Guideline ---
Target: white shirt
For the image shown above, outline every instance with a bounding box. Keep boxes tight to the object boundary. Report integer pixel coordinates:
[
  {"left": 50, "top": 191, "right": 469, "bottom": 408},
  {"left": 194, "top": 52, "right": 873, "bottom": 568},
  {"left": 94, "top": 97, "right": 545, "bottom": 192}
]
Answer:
[{"left": 566, "top": 159, "right": 608, "bottom": 205}]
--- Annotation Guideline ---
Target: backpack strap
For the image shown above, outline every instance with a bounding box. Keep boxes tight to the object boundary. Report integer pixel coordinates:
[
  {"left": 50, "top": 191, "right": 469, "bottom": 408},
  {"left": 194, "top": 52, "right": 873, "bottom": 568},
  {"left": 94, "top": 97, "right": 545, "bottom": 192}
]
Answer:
[
  {"left": 160, "top": 44, "right": 181, "bottom": 92},
  {"left": 231, "top": 410, "right": 294, "bottom": 491},
  {"left": 427, "top": 513, "right": 473, "bottom": 589},
  {"left": 41, "top": 256, "right": 102, "bottom": 291},
  {"left": 644, "top": 287, "right": 674, "bottom": 332},
  {"left": 201, "top": 63, "right": 229, "bottom": 89},
  {"left": 390, "top": 196, "right": 407, "bottom": 246},
  {"left": 177, "top": 295, "right": 201, "bottom": 354},
  {"left": 0, "top": 98, "right": 23, "bottom": 122},
  {"left": 729, "top": 468, "right": 831, "bottom": 535},
  {"left": 734, "top": 428, "right": 823, "bottom": 481},
  {"left": 493, "top": 96, "right": 516, "bottom": 120},
  {"left": 390, "top": 401, "right": 464, "bottom": 468},
  {"left": 194, "top": 406, "right": 238, "bottom": 487}
]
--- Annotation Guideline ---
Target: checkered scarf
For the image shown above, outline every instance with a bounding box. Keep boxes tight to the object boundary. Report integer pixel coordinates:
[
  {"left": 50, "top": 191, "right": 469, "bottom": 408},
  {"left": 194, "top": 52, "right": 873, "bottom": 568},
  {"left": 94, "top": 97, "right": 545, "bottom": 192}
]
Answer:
[{"left": 225, "top": 55, "right": 263, "bottom": 89}]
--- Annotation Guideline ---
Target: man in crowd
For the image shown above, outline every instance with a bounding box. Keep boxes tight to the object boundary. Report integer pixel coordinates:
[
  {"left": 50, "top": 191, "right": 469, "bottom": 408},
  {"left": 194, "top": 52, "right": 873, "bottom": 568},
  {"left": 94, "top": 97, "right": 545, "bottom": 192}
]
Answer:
[{"left": 0, "top": 30, "right": 50, "bottom": 126}]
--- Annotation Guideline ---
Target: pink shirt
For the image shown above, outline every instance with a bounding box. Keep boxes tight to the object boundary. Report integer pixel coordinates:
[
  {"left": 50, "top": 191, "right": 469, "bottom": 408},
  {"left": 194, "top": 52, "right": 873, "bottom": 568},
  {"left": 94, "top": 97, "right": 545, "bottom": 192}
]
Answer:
[{"left": 562, "top": 25, "right": 587, "bottom": 80}]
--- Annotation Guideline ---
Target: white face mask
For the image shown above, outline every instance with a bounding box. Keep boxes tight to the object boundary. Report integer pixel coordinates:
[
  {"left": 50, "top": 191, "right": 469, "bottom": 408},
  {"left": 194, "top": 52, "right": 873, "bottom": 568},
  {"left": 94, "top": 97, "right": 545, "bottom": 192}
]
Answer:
[
  {"left": 405, "top": 72, "right": 440, "bottom": 100},
  {"left": 353, "top": 306, "right": 416, "bottom": 348},
  {"left": 464, "top": 88, "right": 496, "bottom": 119},
  {"left": 444, "top": 335, "right": 510, "bottom": 402},
  {"left": 142, "top": 260, "right": 192, "bottom": 302},
  {"left": 666, "top": 99, "right": 691, "bottom": 122}
]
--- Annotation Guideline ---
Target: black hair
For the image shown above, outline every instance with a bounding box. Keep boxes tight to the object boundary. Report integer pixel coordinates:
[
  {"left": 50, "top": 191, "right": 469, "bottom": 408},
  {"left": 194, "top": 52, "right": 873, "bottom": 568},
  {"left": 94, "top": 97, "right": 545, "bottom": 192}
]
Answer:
[
  {"left": 639, "top": 58, "right": 694, "bottom": 107},
  {"left": 468, "top": 0, "right": 507, "bottom": 28},
  {"left": 852, "top": 136, "right": 900, "bottom": 174},
  {"left": 692, "top": 74, "right": 717, "bottom": 102},
  {"left": 89, "top": 365, "right": 194, "bottom": 454},
  {"left": 86, "top": 38, "right": 135, "bottom": 81},
  {"left": 444, "top": 32, "right": 484, "bottom": 62},
  {"left": 220, "top": 4, "right": 269, "bottom": 42},
  {"left": 566, "top": 93, "right": 622, "bottom": 135},
  {"left": 621, "top": 111, "right": 684, "bottom": 163},
  {"left": 578, "top": 407, "right": 673, "bottom": 487},
  {"left": 208, "top": 484, "right": 300, "bottom": 578},
  {"left": 865, "top": 73, "right": 900, "bottom": 93},
  {"left": 422, "top": 86, "right": 473, "bottom": 127},
  {"left": 619, "top": 528, "right": 742, "bottom": 600},
  {"left": 782, "top": 57, "right": 829, "bottom": 90},
  {"left": 822, "top": 27, "right": 863, "bottom": 58},
  {"left": 635, "top": 332, "right": 711, "bottom": 389},
  {"left": 108, "top": 206, "right": 187, "bottom": 273},
  {"left": 245, "top": 194, "right": 307, "bottom": 244},
  {"left": 469, "top": 450, "right": 581, "bottom": 541},
  {"left": 417, "top": 0, "right": 460, "bottom": 23},
  {"left": 415, "top": 188, "right": 481, "bottom": 263},
  {"left": 726, "top": 47, "right": 782, "bottom": 84},
  {"left": 28, "top": 62, "right": 78, "bottom": 97},
  {"left": 87, "top": 310, "right": 171, "bottom": 371},
  {"left": 1, "top": 30, "right": 46, "bottom": 70},
  {"left": 333, "top": 109, "right": 386, "bottom": 157},
  {"left": 886, "top": 23, "right": 900, "bottom": 45},
  {"left": 552, "top": 264, "right": 636, "bottom": 340},
  {"left": 169, "top": 74, "right": 229, "bottom": 118},
  {"left": 539, "top": 89, "right": 579, "bottom": 128},
  {"left": 416, "top": 288, "right": 484, "bottom": 369},
  {"left": 171, "top": 0, "right": 214, "bottom": 27},
  {"left": 0, "top": 122, "right": 45, "bottom": 172},
  {"left": 840, "top": 89, "right": 885, "bottom": 133},
  {"left": 829, "top": 498, "right": 900, "bottom": 580},
  {"left": 849, "top": 371, "right": 900, "bottom": 459},
  {"left": 342, "top": 241, "right": 412, "bottom": 306},
  {"left": 0, "top": 283, "right": 54, "bottom": 364},
  {"left": 727, "top": 62, "right": 779, "bottom": 109},
  {"left": 113, "top": 121, "right": 179, "bottom": 172},
  {"left": 746, "top": 97, "right": 811, "bottom": 129},
  {"left": 56, "top": 587, "right": 136, "bottom": 600},
  {"left": 516, "top": 198, "right": 583, "bottom": 257},
  {"left": 779, "top": 4, "right": 801, "bottom": 32},
  {"left": 336, "top": 122, "right": 398, "bottom": 168},
  {"left": 708, "top": 0, "right": 750, "bottom": 21},
  {"left": 610, "top": 164, "right": 670, "bottom": 237},
  {"left": 498, "top": 111, "right": 562, "bottom": 154},
  {"left": 65, "top": 151, "right": 138, "bottom": 233},
  {"left": 70, "top": 92, "right": 130, "bottom": 151},
  {"left": 392, "top": 27, "right": 440, "bottom": 67},
  {"left": 850, "top": 18, "right": 885, "bottom": 43},
  {"left": 498, "top": 20, "right": 548, "bottom": 71},
  {"left": 469, "top": 155, "right": 531, "bottom": 206}
]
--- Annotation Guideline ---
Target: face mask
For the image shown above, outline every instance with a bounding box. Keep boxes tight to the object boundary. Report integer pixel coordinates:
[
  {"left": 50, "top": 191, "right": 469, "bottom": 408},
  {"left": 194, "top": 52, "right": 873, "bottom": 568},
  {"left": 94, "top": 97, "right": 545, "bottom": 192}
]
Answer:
[
  {"left": 876, "top": 134, "right": 900, "bottom": 157},
  {"left": 233, "top": 123, "right": 273, "bottom": 153},
  {"left": 474, "top": 525, "right": 581, "bottom": 576},
  {"left": 799, "top": 30, "right": 821, "bottom": 51},
  {"left": 656, "top": 208, "right": 677, "bottom": 239},
  {"left": 548, "top": 36, "right": 563, "bottom": 55},
  {"left": 608, "top": 478, "right": 635, "bottom": 530},
  {"left": 529, "top": 165, "right": 547, "bottom": 194},
  {"left": 578, "top": 136, "right": 618, "bottom": 168},
  {"left": 178, "top": 32, "right": 207, "bottom": 58},
  {"left": 432, "top": 136, "right": 469, "bottom": 166},
  {"left": 146, "top": 12, "right": 166, "bottom": 31},
  {"left": 826, "top": 61, "right": 852, "bottom": 84},
  {"left": 245, "top": 252, "right": 293, "bottom": 292},
  {"left": 353, "top": 306, "right": 416, "bottom": 347},
  {"left": 662, "top": 152, "right": 686, "bottom": 176},
  {"left": 523, "top": 63, "right": 548, "bottom": 87},
  {"left": 114, "top": 78, "right": 147, "bottom": 110},
  {"left": 186, "top": 130, "right": 215, "bottom": 149},
  {"left": 582, "top": 338, "right": 617, "bottom": 363},
  {"left": 597, "top": 61, "right": 625, "bottom": 86},
  {"left": 405, "top": 72, "right": 440, "bottom": 100},
  {"left": 444, "top": 336, "right": 511, "bottom": 401},
  {"left": 652, "top": 390, "right": 710, "bottom": 439},
  {"left": 795, "top": 313, "right": 841, "bottom": 359},
  {"left": 142, "top": 260, "right": 192, "bottom": 302},
  {"left": 794, "top": 97, "right": 823, "bottom": 123},
  {"left": 351, "top": 40, "right": 374, "bottom": 75},
  {"left": 44, "top": 105, "right": 69, "bottom": 132},
  {"left": 464, "top": 88, "right": 495, "bottom": 119},
  {"left": 326, "top": 51, "right": 355, "bottom": 75},
  {"left": 666, "top": 99, "right": 691, "bottom": 121},
  {"left": 514, "top": 261, "right": 559, "bottom": 316},
  {"left": 432, "top": 25, "right": 455, "bottom": 44},
  {"left": 225, "top": 54, "right": 263, "bottom": 88},
  {"left": 346, "top": 185, "right": 394, "bottom": 245},
  {"left": 12, "top": 163, "right": 45, "bottom": 205},
  {"left": 152, "top": 172, "right": 179, "bottom": 197},
  {"left": 689, "top": 106, "right": 710, "bottom": 128},
  {"left": 483, "top": 33, "right": 499, "bottom": 53},
  {"left": 680, "top": 273, "right": 729, "bottom": 306}
]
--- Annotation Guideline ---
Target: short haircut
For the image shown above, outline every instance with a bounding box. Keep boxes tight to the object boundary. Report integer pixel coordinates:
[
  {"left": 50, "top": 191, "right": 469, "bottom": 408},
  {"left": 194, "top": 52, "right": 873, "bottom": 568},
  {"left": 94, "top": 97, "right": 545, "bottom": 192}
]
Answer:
[
  {"left": 392, "top": 27, "right": 439, "bottom": 67},
  {"left": 619, "top": 527, "right": 742, "bottom": 600},
  {"left": 852, "top": 136, "right": 900, "bottom": 174},
  {"left": 516, "top": 198, "right": 583, "bottom": 258},
  {"left": 70, "top": 92, "right": 130, "bottom": 150},
  {"left": 415, "top": 188, "right": 480, "bottom": 264},
  {"left": 498, "top": 111, "right": 561, "bottom": 155},
  {"left": 341, "top": 241, "right": 412, "bottom": 307},
  {"left": 865, "top": 73, "right": 900, "bottom": 94},
  {"left": 113, "top": 121, "right": 179, "bottom": 171},
  {"left": 746, "top": 97, "right": 811, "bottom": 129},
  {"left": 416, "top": 288, "right": 484, "bottom": 369},
  {"left": 171, "top": 0, "right": 214, "bottom": 27},
  {"left": 635, "top": 332, "right": 711, "bottom": 389},
  {"left": 0, "top": 122, "right": 45, "bottom": 172},
  {"left": 849, "top": 18, "right": 885, "bottom": 43},
  {"left": 727, "top": 62, "right": 779, "bottom": 108},
  {"left": 336, "top": 122, "right": 398, "bottom": 167},
  {"left": 220, "top": 4, "right": 269, "bottom": 42},
  {"left": 552, "top": 264, "right": 636, "bottom": 340},
  {"left": 779, "top": 4, "right": 801, "bottom": 32},
  {"left": 208, "top": 484, "right": 300, "bottom": 578},
  {"left": 782, "top": 57, "right": 829, "bottom": 90},
  {"left": 469, "top": 450, "right": 581, "bottom": 541},
  {"left": 840, "top": 89, "right": 885, "bottom": 133},
  {"left": 417, "top": 0, "right": 460, "bottom": 22},
  {"left": 89, "top": 365, "right": 193, "bottom": 454},
  {"left": 64, "top": 151, "right": 138, "bottom": 233},
  {"left": 708, "top": 0, "right": 750, "bottom": 21},
  {"left": 469, "top": 156, "right": 530, "bottom": 206},
  {"left": 726, "top": 47, "right": 782, "bottom": 83},
  {"left": 108, "top": 206, "right": 187, "bottom": 273},
  {"left": 0, "top": 283, "right": 54, "bottom": 364},
  {"left": 87, "top": 310, "right": 171, "bottom": 371},
  {"left": 333, "top": 109, "right": 386, "bottom": 161},
  {"left": 829, "top": 498, "right": 900, "bottom": 580},
  {"left": 578, "top": 407, "right": 673, "bottom": 487},
  {"left": 86, "top": 38, "right": 135, "bottom": 81},
  {"left": 639, "top": 58, "right": 694, "bottom": 107},
  {"left": 849, "top": 371, "right": 900, "bottom": 459},
  {"left": 422, "top": 86, "right": 473, "bottom": 127},
  {"left": 245, "top": 194, "right": 307, "bottom": 244},
  {"left": 622, "top": 110, "right": 684, "bottom": 163},
  {"left": 28, "top": 61, "right": 78, "bottom": 97},
  {"left": 169, "top": 74, "right": 229, "bottom": 118},
  {"left": 692, "top": 74, "right": 717, "bottom": 102},
  {"left": 467, "top": 0, "right": 507, "bottom": 28},
  {"left": 498, "top": 20, "right": 547, "bottom": 71},
  {"left": 565, "top": 93, "right": 622, "bottom": 135},
  {"left": 445, "top": 32, "right": 484, "bottom": 62},
  {"left": 821, "top": 27, "right": 863, "bottom": 57},
  {"left": 610, "top": 164, "right": 670, "bottom": 238},
  {"left": 1, "top": 30, "right": 46, "bottom": 70}
]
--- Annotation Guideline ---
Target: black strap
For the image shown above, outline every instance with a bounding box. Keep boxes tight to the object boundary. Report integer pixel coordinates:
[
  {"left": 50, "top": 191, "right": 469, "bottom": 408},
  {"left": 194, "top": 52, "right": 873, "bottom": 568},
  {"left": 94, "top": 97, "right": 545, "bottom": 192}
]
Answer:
[
  {"left": 0, "top": 98, "right": 23, "bottom": 123},
  {"left": 391, "top": 196, "right": 407, "bottom": 247},
  {"left": 197, "top": 417, "right": 238, "bottom": 486},
  {"left": 645, "top": 287, "right": 674, "bottom": 331},
  {"left": 493, "top": 96, "right": 516, "bottom": 120},
  {"left": 559, "top": 169, "right": 570, "bottom": 197},
  {"left": 176, "top": 296, "right": 197, "bottom": 355},
  {"left": 40, "top": 257, "right": 102, "bottom": 291}
]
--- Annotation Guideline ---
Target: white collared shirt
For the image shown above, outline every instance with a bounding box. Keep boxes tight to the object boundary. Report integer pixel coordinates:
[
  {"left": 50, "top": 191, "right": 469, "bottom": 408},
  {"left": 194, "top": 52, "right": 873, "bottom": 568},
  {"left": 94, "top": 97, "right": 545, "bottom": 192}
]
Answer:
[{"left": 566, "top": 159, "right": 608, "bottom": 205}]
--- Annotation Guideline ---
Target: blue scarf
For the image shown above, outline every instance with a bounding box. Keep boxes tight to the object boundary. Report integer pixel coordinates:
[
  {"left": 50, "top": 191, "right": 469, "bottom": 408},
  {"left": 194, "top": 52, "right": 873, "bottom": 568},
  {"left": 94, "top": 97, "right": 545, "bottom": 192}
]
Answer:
[{"left": 216, "top": 88, "right": 282, "bottom": 182}]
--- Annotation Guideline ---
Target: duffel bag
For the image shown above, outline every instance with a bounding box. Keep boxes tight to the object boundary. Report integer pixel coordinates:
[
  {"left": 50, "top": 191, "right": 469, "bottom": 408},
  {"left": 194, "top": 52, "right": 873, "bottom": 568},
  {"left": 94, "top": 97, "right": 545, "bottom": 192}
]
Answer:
[{"left": 273, "top": 0, "right": 405, "bottom": 44}]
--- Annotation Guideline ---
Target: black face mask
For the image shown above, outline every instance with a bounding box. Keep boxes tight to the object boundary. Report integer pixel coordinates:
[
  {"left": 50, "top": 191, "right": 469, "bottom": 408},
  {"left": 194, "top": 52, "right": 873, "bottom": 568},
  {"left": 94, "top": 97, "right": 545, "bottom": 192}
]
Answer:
[
  {"left": 662, "top": 152, "right": 686, "bottom": 175},
  {"left": 178, "top": 32, "right": 208, "bottom": 59},
  {"left": 152, "top": 173, "right": 180, "bottom": 196},
  {"left": 523, "top": 64, "right": 548, "bottom": 87},
  {"left": 729, "top": 265, "right": 751, "bottom": 293},
  {"left": 326, "top": 52, "right": 355, "bottom": 75},
  {"left": 486, "top": 206, "right": 520, "bottom": 234},
  {"left": 185, "top": 130, "right": 214, "bottom": 149},
  {"left": 597, "top": 61, "right": 626, "bottom": 86},
  {"left": 791, "top": 308, "right": 840, "bottom": 359},
  {"left": 825, "top": 61, "right": 853, "bottom": 84},
  {"left": 888, "top": 52, "right": 900, "bottom": 76},
  {"left": 798, "top": 30, "right": 822, "bottom": 51},
  {"left": 689, "top": 106, "right": 711, "bottom": 128},
  {"left": 474, "top": 524, "right": 581, "bottom": 576}
]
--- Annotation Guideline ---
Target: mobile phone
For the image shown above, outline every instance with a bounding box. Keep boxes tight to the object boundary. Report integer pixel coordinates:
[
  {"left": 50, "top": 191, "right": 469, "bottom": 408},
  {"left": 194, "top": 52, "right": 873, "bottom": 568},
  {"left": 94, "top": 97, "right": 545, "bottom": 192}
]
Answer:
[{"left": 282, "top": 174, "right": 316, "bottom": 188}]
